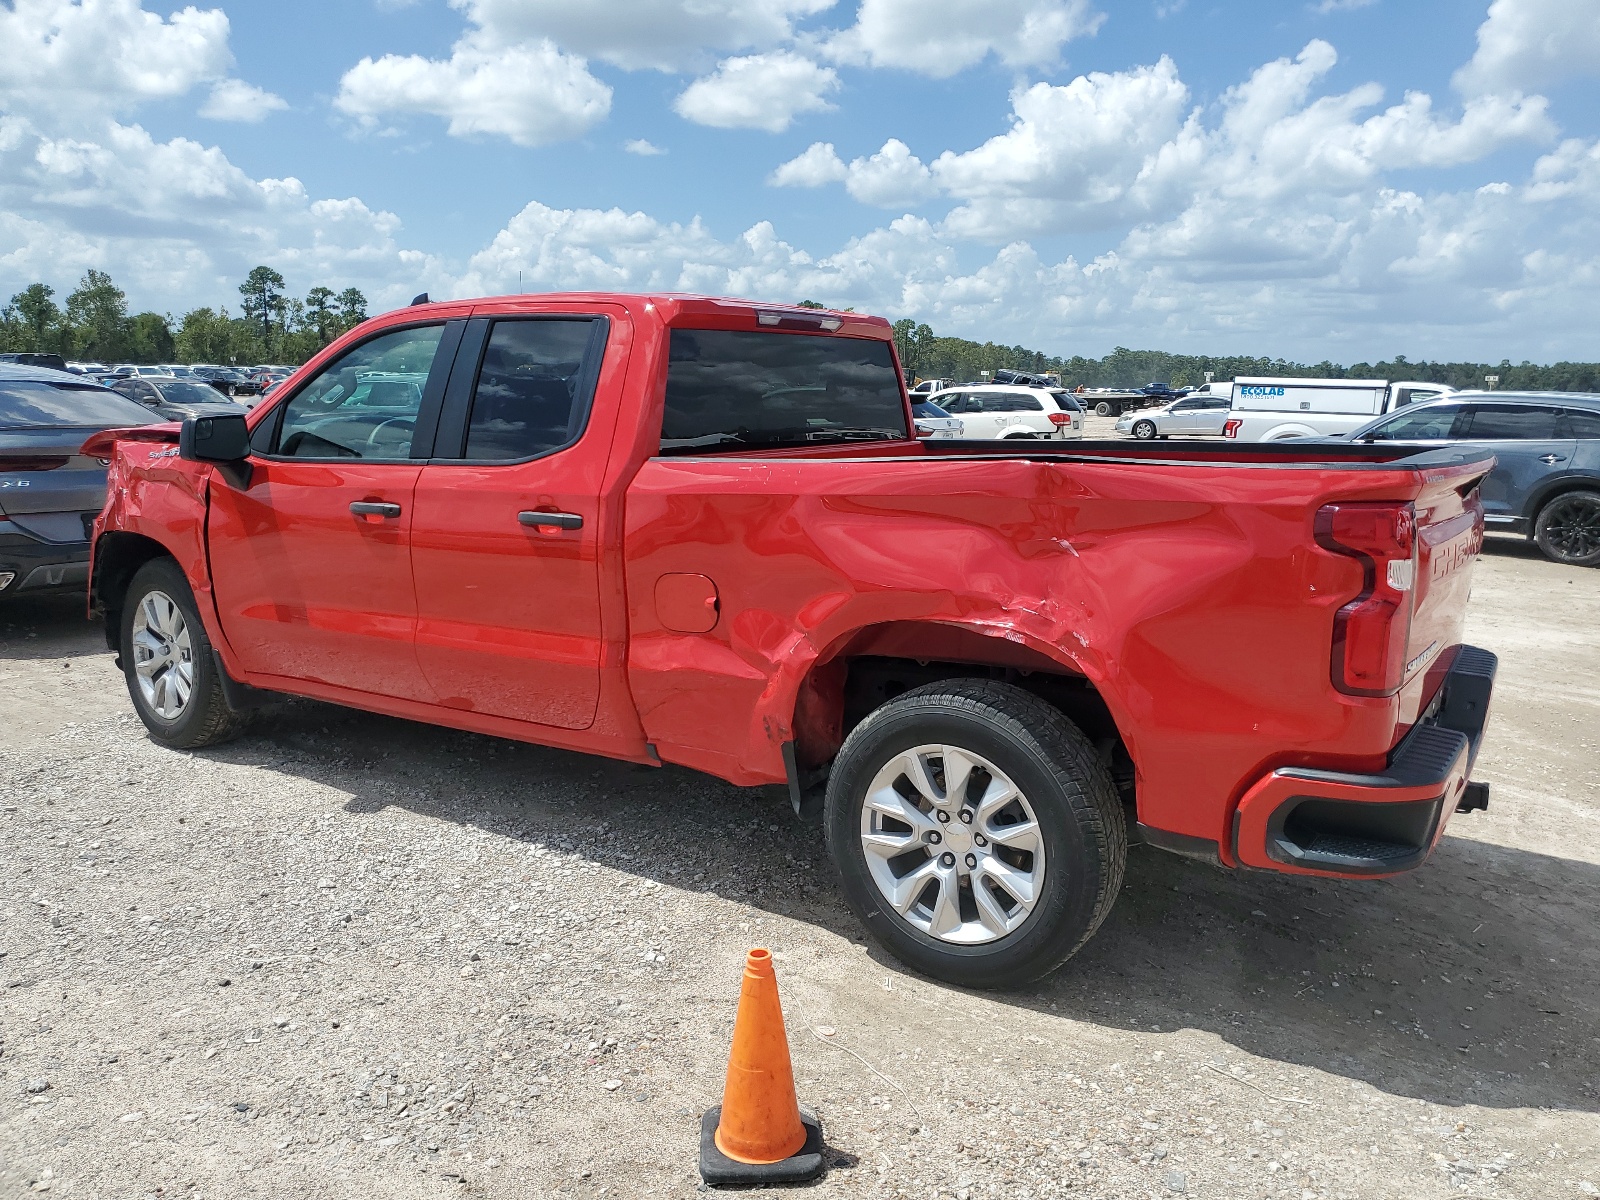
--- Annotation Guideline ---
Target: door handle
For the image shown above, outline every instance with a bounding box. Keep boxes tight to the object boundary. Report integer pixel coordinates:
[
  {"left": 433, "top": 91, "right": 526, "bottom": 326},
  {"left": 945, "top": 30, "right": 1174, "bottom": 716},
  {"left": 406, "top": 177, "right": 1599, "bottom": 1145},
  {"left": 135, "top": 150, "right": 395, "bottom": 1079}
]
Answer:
[
  {"left": 1539, "top": 454, "right": 1564, "bottom": 465},
  {"left": 518, "top": 511, "right": 583, "bottom": 530},
  {"left": 350, "top": 501, "right": 402, "bottom": 518}
]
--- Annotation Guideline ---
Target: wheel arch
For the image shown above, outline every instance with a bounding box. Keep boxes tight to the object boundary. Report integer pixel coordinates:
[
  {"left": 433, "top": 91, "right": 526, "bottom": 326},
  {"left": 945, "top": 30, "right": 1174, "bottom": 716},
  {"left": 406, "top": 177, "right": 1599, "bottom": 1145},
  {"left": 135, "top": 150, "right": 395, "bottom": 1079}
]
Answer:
[
  {"left": 1526, "top": 477, "right": 1600, "bottom": 527},
  {"left": 90, "top": 531, "right": 179, "bottom": 656},
  {"left": 781, "top": 618, "right": 1138, "bottom": 812}
]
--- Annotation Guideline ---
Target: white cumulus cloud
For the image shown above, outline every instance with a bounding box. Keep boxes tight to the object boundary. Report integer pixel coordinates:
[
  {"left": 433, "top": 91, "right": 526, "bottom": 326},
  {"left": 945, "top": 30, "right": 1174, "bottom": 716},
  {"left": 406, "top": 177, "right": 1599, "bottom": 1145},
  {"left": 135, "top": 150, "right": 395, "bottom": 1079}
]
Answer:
[
  {"left": 199, "top": 79, "right": 289, "bottom": 123},
  {"left": 843, "top": 139, "right": 935, "bottom": 207},
  {"left": 1454, "top": 0, "right": 1600, "bottom": 96},
  {"left": 673, "top": 52, "right": 838, "bottom": 132},
  {"left": 0, "top": 0, "right": 232, "bottom": 128},
  {"left": 827, "top": 0, "right": 1104, "bottom": 77},
  {"left": 336, "top": 35, "right": 612, "bottom": 147},
  {"left": 623, "top": 138, "right": 667, "bottom": 156},
  {"left": 769, "top": 141, "right": 848, "bottom": 186},
  {"left": 449, "top": 0, "right": 836, "bottom": 72}
]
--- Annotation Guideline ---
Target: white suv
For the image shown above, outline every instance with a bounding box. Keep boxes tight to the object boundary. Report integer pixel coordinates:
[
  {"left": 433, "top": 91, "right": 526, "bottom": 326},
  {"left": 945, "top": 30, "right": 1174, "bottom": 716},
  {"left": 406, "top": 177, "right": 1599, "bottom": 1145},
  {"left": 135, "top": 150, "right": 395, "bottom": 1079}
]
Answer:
[{"left": 927, "top": 385, "right": 1084, "bottom": 440}]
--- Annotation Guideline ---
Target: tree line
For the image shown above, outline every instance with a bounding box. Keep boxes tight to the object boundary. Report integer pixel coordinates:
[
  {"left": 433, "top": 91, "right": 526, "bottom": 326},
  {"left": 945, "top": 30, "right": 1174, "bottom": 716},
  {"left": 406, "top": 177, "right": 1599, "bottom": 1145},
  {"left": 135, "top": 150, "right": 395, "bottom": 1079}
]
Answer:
[
  {"left": 889, "top": 320, "right": 1600, "bottom": 393},
  {"left": 0, "top": 267, "right": 368, "bottom": 366}
]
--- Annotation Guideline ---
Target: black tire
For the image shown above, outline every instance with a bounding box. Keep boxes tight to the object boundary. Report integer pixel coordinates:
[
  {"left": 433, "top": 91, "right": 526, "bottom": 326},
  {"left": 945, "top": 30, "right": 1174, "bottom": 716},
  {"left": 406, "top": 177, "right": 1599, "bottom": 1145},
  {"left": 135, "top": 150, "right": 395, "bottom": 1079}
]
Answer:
[
  {"left": 1533, "top": 492, "right": 1600, "bottom": 567},
  {"left": 120, "top": 558, "right": 248, "bottom": 749},
  {"left": 823, "top": 680, "right": 1127, "bottom": 990},
  {"left": 1132, "top": 419, "right": 1157, "bottom": 440},
  {"left": 1094, "top": 402, "right": 1113, "bottom": 417}
]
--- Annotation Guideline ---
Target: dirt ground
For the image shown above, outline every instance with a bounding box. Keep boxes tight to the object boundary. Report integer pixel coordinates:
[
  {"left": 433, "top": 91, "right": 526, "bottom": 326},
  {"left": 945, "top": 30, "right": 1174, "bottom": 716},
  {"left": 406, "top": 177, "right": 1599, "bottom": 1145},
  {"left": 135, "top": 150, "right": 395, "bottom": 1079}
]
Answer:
[{"left": 0, "top": 532, "right": 1596, "bottom": 1200}]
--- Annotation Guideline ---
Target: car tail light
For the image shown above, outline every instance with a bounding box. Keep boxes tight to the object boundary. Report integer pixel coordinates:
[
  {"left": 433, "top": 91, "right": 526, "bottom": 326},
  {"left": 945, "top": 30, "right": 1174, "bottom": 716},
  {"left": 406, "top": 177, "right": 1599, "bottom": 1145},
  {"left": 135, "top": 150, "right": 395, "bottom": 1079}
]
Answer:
[
  {"left": 1047, "top": 412, "right": 1071, "bottom": 426},
  {"left": 1315, "top": 502, "right": 1418, "bottom": 697},
  {"left": 0, "top": 454, "right": 68, "bottom": 472},
  {"left": 913, "top": 421, "right": 934, "bottom": 439},
  {"left": 1223, "top": 419, "right": 1242, "bottom": 438}
]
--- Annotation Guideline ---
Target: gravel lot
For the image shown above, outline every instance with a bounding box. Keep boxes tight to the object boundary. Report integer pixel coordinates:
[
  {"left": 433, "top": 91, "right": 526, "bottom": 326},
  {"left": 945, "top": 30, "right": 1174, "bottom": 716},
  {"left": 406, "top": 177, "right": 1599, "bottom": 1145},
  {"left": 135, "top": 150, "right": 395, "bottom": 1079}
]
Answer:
[{"left": 1, "top": 526, "right": 1596, "bottom": 1200}]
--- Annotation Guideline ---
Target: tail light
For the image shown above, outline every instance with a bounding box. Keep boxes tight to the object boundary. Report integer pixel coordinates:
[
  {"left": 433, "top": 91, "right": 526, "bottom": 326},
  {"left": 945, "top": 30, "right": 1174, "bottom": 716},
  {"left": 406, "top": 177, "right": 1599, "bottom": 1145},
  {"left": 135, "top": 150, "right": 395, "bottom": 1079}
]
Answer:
[
  {"left": 913, "top": 421, "right": 932, "bottom": 439},
  {"left": 1047, "top": 412, "right": 1071, "bottom": 426},
  {"left": 1223, "top": 419, "right": 1242, "bottom": 438},
  {"left": 0, "top": 455, "right": 68, "bottom": 472},
  {"left": 1315, "top": 502, "right": 1418, "bottom": 697}
]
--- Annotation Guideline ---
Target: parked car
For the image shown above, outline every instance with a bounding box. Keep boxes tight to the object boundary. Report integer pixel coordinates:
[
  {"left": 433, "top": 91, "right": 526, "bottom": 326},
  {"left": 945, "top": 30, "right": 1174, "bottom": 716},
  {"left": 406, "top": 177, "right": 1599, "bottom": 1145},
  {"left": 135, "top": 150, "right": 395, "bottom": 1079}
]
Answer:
[
  {"left": 1, "top": 365, "right": 157, "bottom": 599},
  {"left": 1223, "top": 377, "right": 1454, "bottom": 442},
  {"left": 0, "top": 352, "right": 70, "bottom": 372},
  {"left": 992, "top": 369, "right": 1059, "bottom": 388},
  {"left": 190, "top": 366, "right": 261, "bottom": 398},
  {"left": 1139, "top": 382, "right": 1182, "bottom": 402},
  {"left": 907, "top": 378, "right": 955, "bottom": 397},
  {"left": 87, "top": 292, "right": 1497, "bottom": 988},
  {"left": 107, "top": 364, "right": 175, "bottom": 378},
  {"left": 910, "top": 400, "right": 963, "bottom": 439},
  {"left": 1341, "top": 391, "right": 1600, "bottom": 566},
  {"left": 928, "top": 384, "right": 1084, "bottom": 439},
  {"left": 1116, "top": 393, "right": 1232, "bottom": 439},
  {"left": 108, "top": 376, "right": 249, "bottom": 421}
]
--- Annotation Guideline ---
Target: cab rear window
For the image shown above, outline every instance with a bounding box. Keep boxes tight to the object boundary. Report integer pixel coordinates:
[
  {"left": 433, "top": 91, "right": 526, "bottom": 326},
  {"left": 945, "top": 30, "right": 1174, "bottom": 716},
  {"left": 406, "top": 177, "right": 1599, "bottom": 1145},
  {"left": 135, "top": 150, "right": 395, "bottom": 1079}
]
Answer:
[{"left": 661, "top": 330, "right": 908, "bottom": 453}]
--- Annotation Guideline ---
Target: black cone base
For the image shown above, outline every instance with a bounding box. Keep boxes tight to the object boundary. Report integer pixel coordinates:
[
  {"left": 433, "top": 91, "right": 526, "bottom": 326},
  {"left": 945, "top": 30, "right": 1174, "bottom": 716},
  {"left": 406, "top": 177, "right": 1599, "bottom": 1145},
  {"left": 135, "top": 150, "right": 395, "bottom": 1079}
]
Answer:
[{"left": 698, "top": 1104, "right": 827, "bottom": 1186}]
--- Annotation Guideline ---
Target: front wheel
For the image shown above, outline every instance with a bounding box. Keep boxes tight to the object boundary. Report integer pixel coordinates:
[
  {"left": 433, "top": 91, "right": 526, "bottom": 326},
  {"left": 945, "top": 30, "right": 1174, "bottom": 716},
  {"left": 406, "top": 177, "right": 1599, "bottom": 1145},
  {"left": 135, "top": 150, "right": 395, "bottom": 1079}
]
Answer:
[
  {"left": 1131, "top": 419, "right": 1157, "bottom": 440},
  {"left": 1534, "top": 492, "right": 1600, "bottom": 566},
  {"left": 120, "top": 558, "right": 248, "bottom": 749},
  {"left": 824, "top": 680, "right": 1127, "bottom": 989}
]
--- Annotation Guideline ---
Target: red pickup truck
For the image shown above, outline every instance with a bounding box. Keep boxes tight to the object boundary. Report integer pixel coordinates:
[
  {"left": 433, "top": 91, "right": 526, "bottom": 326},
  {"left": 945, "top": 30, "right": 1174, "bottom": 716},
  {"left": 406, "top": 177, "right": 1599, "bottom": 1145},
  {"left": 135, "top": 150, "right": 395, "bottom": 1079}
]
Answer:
[{"left": 87, "top": 293, "right": 1498, "bottom": 988}]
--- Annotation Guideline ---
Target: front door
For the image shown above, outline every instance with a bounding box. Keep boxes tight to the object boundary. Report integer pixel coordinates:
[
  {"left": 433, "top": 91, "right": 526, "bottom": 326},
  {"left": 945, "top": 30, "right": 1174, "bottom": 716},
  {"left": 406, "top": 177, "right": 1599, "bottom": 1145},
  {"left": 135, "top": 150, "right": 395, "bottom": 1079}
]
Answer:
[
  {"left": 409, "top": 315, "right": 611, "bottom": 728},
  {"left": 207, "top": 321, "right": 457, "bottom": 699}
]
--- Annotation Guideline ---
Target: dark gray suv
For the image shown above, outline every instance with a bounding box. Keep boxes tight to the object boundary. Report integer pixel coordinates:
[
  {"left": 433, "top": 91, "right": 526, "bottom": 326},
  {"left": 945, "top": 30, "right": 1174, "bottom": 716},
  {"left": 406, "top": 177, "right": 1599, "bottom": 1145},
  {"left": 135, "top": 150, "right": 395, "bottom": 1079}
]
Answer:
[
  {"left": 1, "top": 364, "right": 157, "bottom": 599},
  {"left": 1346, "top": 390, "right": 1600, "bottom": 566}
]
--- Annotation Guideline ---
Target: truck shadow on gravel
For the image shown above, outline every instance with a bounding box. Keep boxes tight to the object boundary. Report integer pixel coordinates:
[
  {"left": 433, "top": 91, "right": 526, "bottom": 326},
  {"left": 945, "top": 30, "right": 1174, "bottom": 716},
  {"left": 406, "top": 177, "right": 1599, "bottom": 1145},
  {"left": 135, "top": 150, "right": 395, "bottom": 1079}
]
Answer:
[{"left": 195, "top": 695, "right": 1600, "bottom": 1122}]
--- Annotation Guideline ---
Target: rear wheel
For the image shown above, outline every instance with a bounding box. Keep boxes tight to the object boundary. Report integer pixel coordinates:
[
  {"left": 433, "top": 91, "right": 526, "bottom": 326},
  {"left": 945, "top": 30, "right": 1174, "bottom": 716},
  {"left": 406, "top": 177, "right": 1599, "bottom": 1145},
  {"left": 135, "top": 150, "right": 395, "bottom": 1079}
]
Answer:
[
  {"left": 1131, "top": 419, "right": 1157, "bottom": 440},
  {"left": 120, "top": 558, "right": 247, "bottom": 749},
  {"left": 824, "top": 680, "right": 1126, "bottom": 989},
  {"left": 1534, "top": 492, "right": 1600, "bottom": 566},
  {"left": 1094, "top": 402, "right": 1112, "bottom": 417}
]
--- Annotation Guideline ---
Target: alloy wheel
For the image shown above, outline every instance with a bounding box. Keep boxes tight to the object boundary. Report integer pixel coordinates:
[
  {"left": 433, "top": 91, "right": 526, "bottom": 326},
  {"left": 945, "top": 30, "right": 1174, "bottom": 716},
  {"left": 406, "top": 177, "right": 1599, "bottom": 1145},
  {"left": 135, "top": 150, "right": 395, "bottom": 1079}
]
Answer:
[
  {"left": 131, "top": 589, "right": 195, "bottom": 720},
  {"left": 1540, "top": 495, "right": 1600, "bottom": 564},
  {"left": 858, "top": 744, "right": 1046, "bottom": 946}
]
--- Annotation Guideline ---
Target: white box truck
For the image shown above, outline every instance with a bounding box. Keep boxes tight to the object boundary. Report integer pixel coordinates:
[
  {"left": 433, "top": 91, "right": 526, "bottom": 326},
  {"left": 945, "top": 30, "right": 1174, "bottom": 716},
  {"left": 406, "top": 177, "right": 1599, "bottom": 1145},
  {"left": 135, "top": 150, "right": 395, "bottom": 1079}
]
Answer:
[{"left": 1221, "top": 378, "right": 1453, "bottom": 441}]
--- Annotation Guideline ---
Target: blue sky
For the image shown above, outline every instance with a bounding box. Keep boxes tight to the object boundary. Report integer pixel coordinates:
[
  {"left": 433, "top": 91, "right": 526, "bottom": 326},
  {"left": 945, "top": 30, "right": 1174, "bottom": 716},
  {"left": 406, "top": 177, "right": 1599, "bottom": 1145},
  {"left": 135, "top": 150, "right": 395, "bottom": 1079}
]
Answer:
[{"left": 2, "top": 0, "right": 1598, "bottom": 362}]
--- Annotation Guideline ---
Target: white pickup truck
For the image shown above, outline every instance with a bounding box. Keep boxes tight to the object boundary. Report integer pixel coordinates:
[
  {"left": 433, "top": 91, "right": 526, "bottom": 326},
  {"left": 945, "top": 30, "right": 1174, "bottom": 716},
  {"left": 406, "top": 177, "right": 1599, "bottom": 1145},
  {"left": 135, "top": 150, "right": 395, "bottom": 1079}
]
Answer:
[{"left": 1222, "top": 378, "right": 1453, "bottom": 442}]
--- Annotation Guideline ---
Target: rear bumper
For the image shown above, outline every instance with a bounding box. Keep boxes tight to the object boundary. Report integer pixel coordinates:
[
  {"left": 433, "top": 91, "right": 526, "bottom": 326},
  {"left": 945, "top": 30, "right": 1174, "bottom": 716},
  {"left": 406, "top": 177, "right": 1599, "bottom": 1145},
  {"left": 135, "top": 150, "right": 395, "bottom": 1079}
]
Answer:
[
  {"left": 0, "top": 524, "right": 91, "bottom": 595},
  {"left": 1231, "top": 645, "right": 1497, "bottom": 878}
]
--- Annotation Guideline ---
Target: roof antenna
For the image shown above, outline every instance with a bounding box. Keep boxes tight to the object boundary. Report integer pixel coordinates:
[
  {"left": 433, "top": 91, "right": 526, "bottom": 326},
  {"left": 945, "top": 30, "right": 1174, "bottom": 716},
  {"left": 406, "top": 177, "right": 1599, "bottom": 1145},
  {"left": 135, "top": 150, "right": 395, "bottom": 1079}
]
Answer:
[{"left": 411, "top": 292, "right": 430, "bottom": 305}]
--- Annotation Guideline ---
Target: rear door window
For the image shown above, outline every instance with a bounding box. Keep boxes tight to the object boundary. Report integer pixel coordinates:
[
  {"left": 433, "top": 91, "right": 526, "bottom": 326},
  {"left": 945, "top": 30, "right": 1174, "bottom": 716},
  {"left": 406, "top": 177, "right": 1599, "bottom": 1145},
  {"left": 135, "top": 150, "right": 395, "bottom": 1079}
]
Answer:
[
  {"left": 1558, "top": 409, "right": 1600, "bottom": 438},
  {"left": 1462, "top": 405, "right": 1562, "bottom": 440},
  {"left": 661, "top": 330, "right": 908, "bottom": 453},
  {"left": 456, "top": 319, "right": 603, "bottom": 461}
]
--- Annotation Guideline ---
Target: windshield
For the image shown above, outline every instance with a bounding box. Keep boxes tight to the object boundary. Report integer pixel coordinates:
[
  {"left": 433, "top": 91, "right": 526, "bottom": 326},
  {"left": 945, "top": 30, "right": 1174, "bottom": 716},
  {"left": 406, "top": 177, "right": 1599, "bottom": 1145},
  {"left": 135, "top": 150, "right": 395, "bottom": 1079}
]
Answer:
[
  {"left": 155, "top": 380, "right": 237, "bottom": 406},
  {"left": 662, "top": 330, "right": 908, "bottom": 453},
  {"left": 0, "top": 381, "right": 158, "bottom": 428}
]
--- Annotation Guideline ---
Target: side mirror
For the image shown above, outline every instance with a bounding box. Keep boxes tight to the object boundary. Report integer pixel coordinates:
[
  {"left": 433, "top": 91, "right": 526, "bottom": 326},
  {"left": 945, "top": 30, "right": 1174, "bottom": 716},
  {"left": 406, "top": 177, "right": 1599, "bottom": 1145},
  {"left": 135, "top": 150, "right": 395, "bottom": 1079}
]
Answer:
[{"left": 179, "top": 412, "right": 252, "bottom": 486}]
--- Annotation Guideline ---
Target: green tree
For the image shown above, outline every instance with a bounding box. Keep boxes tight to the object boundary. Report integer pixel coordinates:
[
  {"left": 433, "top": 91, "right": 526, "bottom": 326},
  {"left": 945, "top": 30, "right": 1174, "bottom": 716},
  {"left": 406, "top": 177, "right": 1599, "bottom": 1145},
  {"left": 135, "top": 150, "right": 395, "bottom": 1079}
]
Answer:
[
  {"left": 304, "top": 285, "right": 338, "bottom": 345},
  {"left": 11, "top": 284, "right": 61, "bottom": 352},
  {"left": 125, "top": 312, "right": 175, "bottom": 363},
  {"left": 66, "top": 270, "right": 129, "bottom": 362},
  {"left": 239, "top": 266, "right": 288, "bottom": 349},
  {"left": 796, "top": 299, "right": 826, "bottom": 309},
  {"left": 335, "top": 287, "right": 368, "bottom": 333}
]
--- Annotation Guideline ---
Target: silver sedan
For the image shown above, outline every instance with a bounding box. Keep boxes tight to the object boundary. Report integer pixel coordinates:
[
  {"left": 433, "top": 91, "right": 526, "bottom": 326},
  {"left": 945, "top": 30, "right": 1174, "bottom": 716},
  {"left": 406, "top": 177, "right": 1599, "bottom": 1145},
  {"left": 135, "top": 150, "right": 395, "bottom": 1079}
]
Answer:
[{"left": 1115, "top": 395, "right": 1231, "bottom": 439}]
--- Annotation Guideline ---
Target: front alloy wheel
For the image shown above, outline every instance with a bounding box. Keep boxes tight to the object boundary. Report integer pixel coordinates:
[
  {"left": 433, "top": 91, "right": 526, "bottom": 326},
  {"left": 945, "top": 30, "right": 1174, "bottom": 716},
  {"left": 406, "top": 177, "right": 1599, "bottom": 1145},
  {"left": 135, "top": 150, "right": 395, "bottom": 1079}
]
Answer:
[
  {"left": 131, "top": 589, "right": 194, "bottom": 719},
  {"left": 1132, "top": 419, "right": 1157, "bottom": 440},
  {"left": 1534, "top": 492, "right": 1600, "bottom": 567}
]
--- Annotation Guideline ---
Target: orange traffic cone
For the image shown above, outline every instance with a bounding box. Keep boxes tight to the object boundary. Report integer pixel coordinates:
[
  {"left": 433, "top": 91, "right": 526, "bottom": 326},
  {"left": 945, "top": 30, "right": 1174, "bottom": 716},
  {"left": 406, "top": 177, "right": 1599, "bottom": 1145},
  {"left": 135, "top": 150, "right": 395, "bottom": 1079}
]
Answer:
[{"left": 699, "top": 948, "right": 826, "bottom": 1185}]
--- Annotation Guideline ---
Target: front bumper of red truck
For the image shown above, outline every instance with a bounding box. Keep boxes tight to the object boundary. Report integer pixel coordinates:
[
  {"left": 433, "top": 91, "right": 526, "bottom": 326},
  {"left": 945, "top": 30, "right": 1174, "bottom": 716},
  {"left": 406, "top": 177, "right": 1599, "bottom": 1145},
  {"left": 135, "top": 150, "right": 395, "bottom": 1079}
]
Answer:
[{"left": 1231, "top": 645, "right": 1498, "bottom": 878}]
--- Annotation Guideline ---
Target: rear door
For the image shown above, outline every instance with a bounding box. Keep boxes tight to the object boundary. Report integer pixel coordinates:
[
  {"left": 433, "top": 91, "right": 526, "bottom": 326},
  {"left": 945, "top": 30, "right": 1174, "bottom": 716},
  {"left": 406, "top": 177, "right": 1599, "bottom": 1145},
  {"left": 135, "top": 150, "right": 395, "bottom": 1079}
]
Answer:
[
  {"left": 207, "top": 320, "right": 459, "bottom": 698},
  {"left": 1454, "top": 404, "right": 1575, "bottom": 523},
  {"left": 407, "top": 313, "right": 611, "bottom": 728}
]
